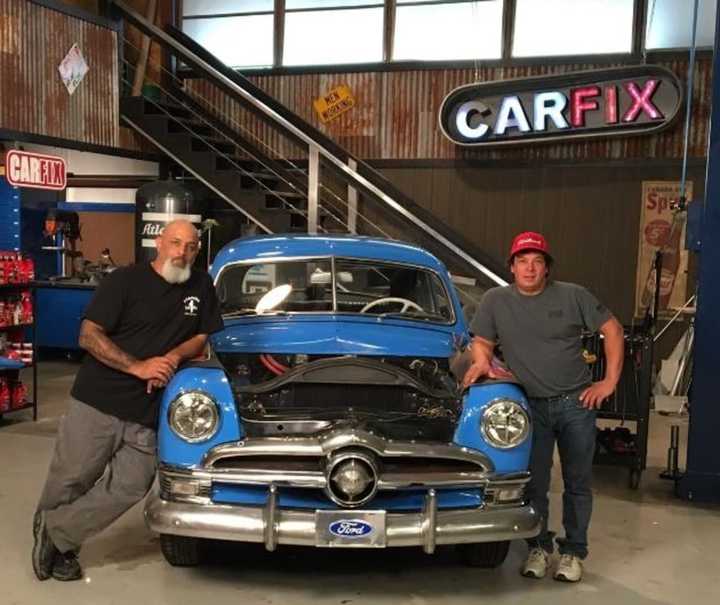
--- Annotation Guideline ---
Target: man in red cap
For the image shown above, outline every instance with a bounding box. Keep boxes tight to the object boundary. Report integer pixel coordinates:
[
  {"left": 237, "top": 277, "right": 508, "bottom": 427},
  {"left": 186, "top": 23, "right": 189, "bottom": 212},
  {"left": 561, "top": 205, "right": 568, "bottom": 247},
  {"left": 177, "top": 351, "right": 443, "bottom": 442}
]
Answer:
[{"left": 463, "top": 231, "right": 624, "bottom": 583}]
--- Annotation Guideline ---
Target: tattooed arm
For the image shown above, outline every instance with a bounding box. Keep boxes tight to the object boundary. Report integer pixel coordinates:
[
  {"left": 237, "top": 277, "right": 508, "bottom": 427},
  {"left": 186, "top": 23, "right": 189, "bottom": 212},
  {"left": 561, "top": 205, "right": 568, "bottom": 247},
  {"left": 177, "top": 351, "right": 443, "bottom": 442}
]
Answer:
[{"left": 78, "top": 319, "right": 174, "bottom": 383}]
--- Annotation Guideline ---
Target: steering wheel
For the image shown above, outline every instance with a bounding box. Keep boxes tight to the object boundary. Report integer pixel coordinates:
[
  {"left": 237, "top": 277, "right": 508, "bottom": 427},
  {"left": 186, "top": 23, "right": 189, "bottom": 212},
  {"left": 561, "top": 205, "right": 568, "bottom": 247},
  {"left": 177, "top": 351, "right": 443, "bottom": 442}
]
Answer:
[{"left": 360, "top": 297, "right": 424, "bottom": 314}]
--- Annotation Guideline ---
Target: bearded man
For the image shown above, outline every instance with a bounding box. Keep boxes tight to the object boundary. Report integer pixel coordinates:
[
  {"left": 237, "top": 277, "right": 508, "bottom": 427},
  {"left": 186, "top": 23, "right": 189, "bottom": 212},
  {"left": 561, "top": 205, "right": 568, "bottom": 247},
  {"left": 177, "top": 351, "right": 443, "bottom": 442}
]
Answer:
[{"left": 32, "top": 219, "right": 223, "bottom": 582}]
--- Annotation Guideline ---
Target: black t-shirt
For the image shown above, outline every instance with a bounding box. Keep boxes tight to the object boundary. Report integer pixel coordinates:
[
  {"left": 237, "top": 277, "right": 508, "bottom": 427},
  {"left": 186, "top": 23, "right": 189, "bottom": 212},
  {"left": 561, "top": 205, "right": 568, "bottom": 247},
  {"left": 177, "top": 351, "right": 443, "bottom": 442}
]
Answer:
[{"left": 71, "top": 262, "right": 224, "bottom": 428}]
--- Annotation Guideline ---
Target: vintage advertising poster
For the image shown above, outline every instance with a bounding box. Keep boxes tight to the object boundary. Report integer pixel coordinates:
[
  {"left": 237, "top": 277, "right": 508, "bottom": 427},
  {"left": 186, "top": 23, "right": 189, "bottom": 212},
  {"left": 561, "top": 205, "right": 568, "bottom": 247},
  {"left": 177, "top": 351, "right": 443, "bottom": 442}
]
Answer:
[{"left": 635, "top": 181, "right": 692, "bottom": 317}]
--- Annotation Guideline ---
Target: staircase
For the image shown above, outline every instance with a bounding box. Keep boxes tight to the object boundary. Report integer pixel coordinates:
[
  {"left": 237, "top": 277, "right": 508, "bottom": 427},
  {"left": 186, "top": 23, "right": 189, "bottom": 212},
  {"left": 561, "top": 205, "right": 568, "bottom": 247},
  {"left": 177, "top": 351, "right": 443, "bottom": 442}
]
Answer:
[
  {"left": 113, "top": 0, "right": 509, "bottom": 294},
  {"left": 121, "top": 92, "right": 310, "bottom": 235}
]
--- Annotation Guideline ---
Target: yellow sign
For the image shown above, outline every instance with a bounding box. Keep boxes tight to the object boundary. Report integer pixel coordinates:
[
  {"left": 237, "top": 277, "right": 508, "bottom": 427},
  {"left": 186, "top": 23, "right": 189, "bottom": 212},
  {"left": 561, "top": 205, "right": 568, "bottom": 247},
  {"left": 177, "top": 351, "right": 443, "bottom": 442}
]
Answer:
[{"left": 313, "top": 85, "right": 355, "bottom": 123}]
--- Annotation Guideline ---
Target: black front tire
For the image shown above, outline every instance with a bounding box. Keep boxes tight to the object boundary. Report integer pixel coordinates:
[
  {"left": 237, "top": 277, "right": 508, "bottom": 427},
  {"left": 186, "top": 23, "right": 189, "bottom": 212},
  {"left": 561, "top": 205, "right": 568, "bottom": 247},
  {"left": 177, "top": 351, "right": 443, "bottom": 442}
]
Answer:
[
  {"left": 457, "top": 541, "right": 510, "bottom": 568},
  {"left": 160, "top": 534, "right": 201, "bottom": 566}
]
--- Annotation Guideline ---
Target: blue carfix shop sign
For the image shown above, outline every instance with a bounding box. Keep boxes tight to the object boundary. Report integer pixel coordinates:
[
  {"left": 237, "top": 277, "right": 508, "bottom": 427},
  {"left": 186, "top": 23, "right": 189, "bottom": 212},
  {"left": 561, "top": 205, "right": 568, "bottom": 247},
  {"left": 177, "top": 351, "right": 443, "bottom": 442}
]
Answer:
[{"left": 439, "top": 66, "right": 683, "bottom": 147}]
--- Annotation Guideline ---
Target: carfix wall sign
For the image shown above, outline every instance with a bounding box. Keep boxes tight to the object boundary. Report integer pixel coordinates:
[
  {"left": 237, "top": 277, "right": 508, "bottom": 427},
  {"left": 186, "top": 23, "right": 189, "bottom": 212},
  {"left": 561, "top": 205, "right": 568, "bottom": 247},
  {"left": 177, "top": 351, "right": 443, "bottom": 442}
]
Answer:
[
  {"left": 439, "top": 66, "right": 683, "bottom": 147},
  {"left": 4, "top": 150, "right": 67, "bottom": 191}
]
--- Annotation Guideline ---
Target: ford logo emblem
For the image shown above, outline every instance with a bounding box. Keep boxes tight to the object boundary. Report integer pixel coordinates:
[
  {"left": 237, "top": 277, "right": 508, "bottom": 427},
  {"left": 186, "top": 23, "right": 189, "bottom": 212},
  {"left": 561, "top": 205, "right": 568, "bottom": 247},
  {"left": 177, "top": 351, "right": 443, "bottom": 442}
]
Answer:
[{"left": 329, "top": 520, "right": 374, "bottom": 538}]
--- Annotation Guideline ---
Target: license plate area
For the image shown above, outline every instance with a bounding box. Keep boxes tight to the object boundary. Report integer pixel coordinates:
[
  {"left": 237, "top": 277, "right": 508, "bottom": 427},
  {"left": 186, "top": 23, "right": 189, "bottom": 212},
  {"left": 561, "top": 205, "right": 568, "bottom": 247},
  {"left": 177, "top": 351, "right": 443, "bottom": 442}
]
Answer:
[{"left": 315, "top": 510, "right": 387, "bottom": 548}]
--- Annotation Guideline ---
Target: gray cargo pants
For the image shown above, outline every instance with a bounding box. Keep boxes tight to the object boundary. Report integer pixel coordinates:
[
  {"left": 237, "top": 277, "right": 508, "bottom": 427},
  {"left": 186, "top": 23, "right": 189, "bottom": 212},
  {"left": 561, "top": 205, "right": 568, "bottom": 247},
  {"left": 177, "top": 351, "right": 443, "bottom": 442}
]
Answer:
[{"left": 36, "top": 399, "right": 157, "bottom": 553}]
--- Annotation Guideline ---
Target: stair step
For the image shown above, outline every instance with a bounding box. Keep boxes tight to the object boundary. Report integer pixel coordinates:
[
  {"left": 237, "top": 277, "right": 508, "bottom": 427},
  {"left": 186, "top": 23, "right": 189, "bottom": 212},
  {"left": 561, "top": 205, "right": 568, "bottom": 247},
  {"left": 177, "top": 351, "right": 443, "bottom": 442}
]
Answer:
[
  {"left": 168, "top": 117, "right": 214, "bottom": 138},
  {"left": 191, "top": 137, "right": 236, "bottom": 155},
  {"left": 264, "top": 190, "right": 304, "bottom": 199},
  {"left": 143, "top": 99, "right": 192, "bottom": 120}
]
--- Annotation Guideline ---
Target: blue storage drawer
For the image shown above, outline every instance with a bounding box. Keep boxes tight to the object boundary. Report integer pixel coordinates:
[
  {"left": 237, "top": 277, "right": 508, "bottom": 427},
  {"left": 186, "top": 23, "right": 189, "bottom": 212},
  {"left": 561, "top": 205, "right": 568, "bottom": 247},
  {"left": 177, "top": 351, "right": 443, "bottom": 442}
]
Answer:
[{"left": 35, "top": 285, "right": 95, "bottom": 349}]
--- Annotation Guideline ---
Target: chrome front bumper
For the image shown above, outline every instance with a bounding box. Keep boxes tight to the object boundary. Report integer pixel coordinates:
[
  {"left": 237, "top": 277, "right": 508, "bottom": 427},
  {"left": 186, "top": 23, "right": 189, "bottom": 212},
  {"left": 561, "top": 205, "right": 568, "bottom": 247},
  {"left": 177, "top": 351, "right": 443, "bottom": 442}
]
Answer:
[{"left": 145, "top": 491, "right": 540, "bottom": 552}]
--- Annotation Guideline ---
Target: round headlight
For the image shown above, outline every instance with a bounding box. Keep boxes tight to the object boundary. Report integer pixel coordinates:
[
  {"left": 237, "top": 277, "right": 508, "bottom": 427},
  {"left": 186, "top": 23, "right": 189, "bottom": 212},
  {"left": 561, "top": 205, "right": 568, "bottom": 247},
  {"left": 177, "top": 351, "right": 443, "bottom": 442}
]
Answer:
[
  {"left": 481, "top": 398, "right": 530, "bottom": 449},
  {"left": 168, "top": 391, "right": 220, "bottom": 443}
]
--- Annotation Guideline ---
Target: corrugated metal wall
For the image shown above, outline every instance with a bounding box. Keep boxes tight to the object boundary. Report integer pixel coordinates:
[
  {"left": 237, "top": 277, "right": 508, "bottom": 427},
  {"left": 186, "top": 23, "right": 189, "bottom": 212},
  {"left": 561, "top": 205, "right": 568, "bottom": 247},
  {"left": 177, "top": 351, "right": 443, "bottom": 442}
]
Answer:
[
  {"left": 187, "top": 58, "right": 711, "bottom": 162},
  {"left": 0, "top": 0, "right": 119, "bottom": 148}
]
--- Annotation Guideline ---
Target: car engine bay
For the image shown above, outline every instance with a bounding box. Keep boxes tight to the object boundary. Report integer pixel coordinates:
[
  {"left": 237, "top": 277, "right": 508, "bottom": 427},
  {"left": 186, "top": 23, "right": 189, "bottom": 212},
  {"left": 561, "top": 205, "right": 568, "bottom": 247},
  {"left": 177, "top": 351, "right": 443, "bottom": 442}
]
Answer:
[{"left": 217, "top": 353, "right": 463, "bottom": 442}]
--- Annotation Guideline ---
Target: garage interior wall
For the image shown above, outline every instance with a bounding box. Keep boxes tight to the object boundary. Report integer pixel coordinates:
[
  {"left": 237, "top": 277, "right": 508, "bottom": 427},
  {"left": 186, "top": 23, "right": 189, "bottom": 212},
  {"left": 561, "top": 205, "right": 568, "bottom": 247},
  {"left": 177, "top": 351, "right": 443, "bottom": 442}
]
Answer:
[
  {"left": 4, "top": 2, "right": 706, "bottom": 352},
  {"left": 376, "top": 161, "right": 704, "bottom": 327},
  {"left": 73, "top": 211, "right": 135, "bottom": 265}
]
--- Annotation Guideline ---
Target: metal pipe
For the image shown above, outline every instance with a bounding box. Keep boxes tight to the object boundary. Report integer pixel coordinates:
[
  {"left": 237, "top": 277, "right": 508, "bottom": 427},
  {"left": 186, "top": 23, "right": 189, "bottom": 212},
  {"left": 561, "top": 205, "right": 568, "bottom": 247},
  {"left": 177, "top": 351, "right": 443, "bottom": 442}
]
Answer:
[
  {"left": 347, "top": 158, "right": 358, "bottom": 234},
  {"left": 654, "top": 294, "right": 696, "bottom": 342},
  {"left": 308, "top": 145, "right": 319, "bottom": 235},
  {"left": 671, "top": 425, "right": 680, "bottom": 477},
  {"left": 680, "top": 0, "right": 701, "bottom": 201}
]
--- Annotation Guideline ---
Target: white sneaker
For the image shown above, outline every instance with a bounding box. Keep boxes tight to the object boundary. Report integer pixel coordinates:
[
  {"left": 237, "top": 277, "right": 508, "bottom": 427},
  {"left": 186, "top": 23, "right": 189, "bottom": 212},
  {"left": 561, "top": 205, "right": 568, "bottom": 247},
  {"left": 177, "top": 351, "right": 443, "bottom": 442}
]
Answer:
[
  {"left": 554, "top": 554, "right": 583, "bottom": 582},
  {"left": 521, "top": 547, "right": 550, "bottom": 579}
]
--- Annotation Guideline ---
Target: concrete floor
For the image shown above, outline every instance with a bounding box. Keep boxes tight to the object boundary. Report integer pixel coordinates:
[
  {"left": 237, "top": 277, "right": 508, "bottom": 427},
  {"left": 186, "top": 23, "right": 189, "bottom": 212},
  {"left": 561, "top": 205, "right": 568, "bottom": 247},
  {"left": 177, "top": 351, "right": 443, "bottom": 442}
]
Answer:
[{"left": 1, "top": 360, "right": 718, "bottom": 605}]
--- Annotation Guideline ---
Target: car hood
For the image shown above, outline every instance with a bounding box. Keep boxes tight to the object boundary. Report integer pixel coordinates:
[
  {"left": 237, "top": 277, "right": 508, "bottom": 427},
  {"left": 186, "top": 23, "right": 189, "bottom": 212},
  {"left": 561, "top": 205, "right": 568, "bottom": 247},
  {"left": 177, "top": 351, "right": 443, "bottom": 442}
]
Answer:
[{"left": 211, "top": 315, "right": 464, "bottom": 358}]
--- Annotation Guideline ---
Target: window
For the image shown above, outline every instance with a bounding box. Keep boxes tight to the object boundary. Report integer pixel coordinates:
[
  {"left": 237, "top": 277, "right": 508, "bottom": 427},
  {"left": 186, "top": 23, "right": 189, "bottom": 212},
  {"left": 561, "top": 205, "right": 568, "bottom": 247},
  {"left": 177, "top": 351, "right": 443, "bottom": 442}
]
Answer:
[
  {"left": 218, "top": 259, "right": 334, "bottom": 314},
  {"left": 333, "top": 259, "right": 454, "bottom": 322},
  {"left": 183, "top": 1, "right": 273, "bottom": 16},
  {"left": 393, "top": 0, "right": 503, "bottom": 61},
  {"left": 645, "top": 0, "right": 717, "bottom": 50},
  {"left": 283, "top": 1, "right": 384, "bottom": 66},
  {"left": 182, "top": 1, "right": 274, "bottom": 69},
  {"left": 512, "top": 0, "right": 634, "bottom": 57},
  {"left": 217, "top": 257, "right": 453, "bottom": 322}
]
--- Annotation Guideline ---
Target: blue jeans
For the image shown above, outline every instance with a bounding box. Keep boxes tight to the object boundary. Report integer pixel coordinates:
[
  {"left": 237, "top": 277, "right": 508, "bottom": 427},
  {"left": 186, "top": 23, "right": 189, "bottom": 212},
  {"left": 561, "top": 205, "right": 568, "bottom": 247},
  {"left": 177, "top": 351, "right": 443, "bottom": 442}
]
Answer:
[{"left": 525, "top": 392, "right": 596, "bottom": 559}]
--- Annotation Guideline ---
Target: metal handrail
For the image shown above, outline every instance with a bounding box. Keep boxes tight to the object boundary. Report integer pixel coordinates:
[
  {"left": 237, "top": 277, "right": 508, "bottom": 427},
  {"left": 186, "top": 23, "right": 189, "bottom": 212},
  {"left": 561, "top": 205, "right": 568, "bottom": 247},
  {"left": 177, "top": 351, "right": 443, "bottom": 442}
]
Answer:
[
  {"left": 119, "top": 34, "right": 393, "bottom": 239},
  {"left": 120, "top": 60, "right": 342, "bottom": 234},
  {"left": 123, "top": 46, "right": 391, "bottom": 238},
  {"left": 113, "top": 0, "right": 507, "bottom": 286}
]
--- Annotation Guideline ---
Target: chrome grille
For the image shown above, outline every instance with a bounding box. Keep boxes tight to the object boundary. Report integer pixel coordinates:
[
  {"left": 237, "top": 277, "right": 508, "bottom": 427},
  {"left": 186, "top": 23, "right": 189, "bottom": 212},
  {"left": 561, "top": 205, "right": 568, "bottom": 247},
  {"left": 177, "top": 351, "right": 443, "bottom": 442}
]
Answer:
[{"left": 199, "top": 430, "right": 493, "bottom": 492}]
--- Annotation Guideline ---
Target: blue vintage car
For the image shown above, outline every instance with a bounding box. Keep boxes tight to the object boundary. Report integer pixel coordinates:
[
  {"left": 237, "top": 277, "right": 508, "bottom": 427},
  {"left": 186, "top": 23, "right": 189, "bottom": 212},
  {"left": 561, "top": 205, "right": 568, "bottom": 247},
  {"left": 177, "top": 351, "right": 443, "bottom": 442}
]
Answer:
[{"left": 145, "top": 235, "right": 539, "bottom": 567}]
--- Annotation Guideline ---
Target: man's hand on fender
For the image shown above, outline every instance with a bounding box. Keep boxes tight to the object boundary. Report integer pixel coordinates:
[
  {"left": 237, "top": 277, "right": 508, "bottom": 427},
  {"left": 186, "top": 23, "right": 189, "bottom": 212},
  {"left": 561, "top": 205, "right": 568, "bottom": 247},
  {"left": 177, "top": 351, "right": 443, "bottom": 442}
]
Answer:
[
  {"left": 146, "top": 378, "right": 165, "bottom": 393},
  {"left": 579, "top": 380, "right": 616, "bottom": 409},
  {"left": 129, "top": 357, "right": 175, "bottom": 383},
  {"left": 164, "top": 352, "right": 181, "bottom": 370},
  {"left": 462, "top": 359, "right": 490, "bottom": 388},
  {"left": 462, "top": 357, "right": 514, "bottom": 388}
]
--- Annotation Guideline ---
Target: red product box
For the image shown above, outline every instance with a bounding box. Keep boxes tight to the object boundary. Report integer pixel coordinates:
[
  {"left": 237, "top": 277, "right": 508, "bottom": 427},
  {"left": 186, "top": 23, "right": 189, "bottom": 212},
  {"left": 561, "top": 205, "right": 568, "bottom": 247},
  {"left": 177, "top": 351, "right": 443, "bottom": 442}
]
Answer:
[
  {"left": 10, "top": 380, "right": 27, "bottom": 409},
  {"left": 0, "top": 377, "right": 10, "bottom": 412}
]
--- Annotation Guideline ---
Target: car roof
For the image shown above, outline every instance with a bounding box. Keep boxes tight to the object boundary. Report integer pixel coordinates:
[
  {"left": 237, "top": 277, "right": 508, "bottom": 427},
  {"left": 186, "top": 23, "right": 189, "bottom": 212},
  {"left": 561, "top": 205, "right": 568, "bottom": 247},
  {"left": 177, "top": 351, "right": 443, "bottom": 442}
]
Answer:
[{"left": 210, "top": 234, "right": 449, "bottom": 277}]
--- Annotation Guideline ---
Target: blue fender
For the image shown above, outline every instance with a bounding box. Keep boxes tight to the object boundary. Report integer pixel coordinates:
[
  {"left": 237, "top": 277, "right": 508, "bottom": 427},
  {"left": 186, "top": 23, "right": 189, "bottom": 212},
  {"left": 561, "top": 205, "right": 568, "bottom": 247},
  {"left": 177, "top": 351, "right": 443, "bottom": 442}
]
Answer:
[
  {"left": 158, "top": 366, "right": 243, "bottom": 467},
  {"left": 453, "top": 381, "right": 532, "bottom": 474}
]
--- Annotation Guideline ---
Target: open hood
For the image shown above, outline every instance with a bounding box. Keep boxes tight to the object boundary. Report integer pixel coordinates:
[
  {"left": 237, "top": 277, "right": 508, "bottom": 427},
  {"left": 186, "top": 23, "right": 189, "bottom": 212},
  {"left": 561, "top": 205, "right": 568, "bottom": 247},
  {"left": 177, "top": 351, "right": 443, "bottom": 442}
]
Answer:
[{"left": 212, "top": 315, "right": 463, "bottom": 358}]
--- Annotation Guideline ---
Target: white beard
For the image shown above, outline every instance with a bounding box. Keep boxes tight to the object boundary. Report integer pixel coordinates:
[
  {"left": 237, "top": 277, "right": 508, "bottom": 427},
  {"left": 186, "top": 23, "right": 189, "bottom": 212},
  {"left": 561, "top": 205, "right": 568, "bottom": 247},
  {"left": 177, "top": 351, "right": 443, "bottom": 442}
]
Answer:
[{"left": 161, "top": 259, "right": 191, "bottom": 284}]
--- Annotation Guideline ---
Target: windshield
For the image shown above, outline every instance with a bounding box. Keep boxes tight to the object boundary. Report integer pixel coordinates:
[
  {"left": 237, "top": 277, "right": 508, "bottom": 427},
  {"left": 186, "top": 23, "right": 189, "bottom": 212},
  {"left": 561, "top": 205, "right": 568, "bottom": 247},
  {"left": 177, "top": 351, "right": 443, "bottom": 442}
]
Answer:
[{"left": 216, "top": 257, "right": 454, "bottom": 323}]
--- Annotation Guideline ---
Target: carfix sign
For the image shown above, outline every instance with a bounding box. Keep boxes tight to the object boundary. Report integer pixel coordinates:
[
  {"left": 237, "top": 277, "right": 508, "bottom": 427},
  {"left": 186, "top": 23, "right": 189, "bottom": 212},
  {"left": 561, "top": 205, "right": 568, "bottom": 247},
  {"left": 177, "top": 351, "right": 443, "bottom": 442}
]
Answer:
[
  {"left": 5, "top": 150, "right": 67, "bottom": 190},
  {"left": 439, "top": 66, "right": 683, "bottom": 147}
]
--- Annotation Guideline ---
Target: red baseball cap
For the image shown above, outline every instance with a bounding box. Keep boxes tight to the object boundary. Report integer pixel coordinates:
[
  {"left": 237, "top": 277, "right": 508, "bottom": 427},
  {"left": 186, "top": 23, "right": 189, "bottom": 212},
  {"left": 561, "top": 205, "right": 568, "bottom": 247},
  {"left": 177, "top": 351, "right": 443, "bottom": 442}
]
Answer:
[{"left": 509, "top": 231, "right": 552, "bottom": 261}]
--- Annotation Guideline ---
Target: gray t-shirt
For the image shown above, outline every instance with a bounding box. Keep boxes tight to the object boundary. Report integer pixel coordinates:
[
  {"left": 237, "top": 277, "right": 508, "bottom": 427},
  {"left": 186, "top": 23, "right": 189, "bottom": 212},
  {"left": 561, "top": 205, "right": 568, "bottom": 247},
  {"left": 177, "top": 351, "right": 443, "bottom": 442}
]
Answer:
[{"left": 470, "top": 281, "right": 612, "bottom": 398}]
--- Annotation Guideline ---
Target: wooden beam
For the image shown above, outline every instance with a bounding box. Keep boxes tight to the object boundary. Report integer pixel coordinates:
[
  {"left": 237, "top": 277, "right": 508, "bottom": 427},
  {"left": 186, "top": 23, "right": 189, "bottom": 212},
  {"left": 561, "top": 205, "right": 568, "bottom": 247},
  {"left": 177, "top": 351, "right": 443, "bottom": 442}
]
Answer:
[{"left": 131, "top": 0, "right": 158, "bottom": 96}]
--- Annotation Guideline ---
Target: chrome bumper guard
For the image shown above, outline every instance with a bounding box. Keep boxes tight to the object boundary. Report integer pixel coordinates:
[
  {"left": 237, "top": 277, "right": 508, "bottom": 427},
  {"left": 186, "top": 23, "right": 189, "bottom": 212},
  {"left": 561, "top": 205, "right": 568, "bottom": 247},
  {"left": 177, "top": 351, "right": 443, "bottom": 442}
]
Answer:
[{"left": 145, "top": 488, "right": 540, "bottom": 553}]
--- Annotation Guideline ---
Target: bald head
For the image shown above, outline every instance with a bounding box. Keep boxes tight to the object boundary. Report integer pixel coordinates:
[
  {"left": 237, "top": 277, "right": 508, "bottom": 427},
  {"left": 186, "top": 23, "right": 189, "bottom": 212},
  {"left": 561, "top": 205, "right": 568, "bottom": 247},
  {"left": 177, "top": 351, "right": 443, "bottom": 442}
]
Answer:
[
  {"left": 152, "top": 219, "right": 200, "bottom": 282},
  {"left": 161, "top": 219, "right": 199, "bottom": 243}
]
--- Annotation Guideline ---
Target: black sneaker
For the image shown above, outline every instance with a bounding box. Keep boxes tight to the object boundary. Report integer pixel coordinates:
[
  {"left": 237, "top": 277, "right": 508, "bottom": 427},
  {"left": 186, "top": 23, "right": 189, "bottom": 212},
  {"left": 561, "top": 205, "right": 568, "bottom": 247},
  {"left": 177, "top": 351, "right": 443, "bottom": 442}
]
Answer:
[
  {"left": 32, "top": 511, "right": 58, "bottom": 581},
  {"left": 52, "top": 552, "right": 83, "bottom": 582}
]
